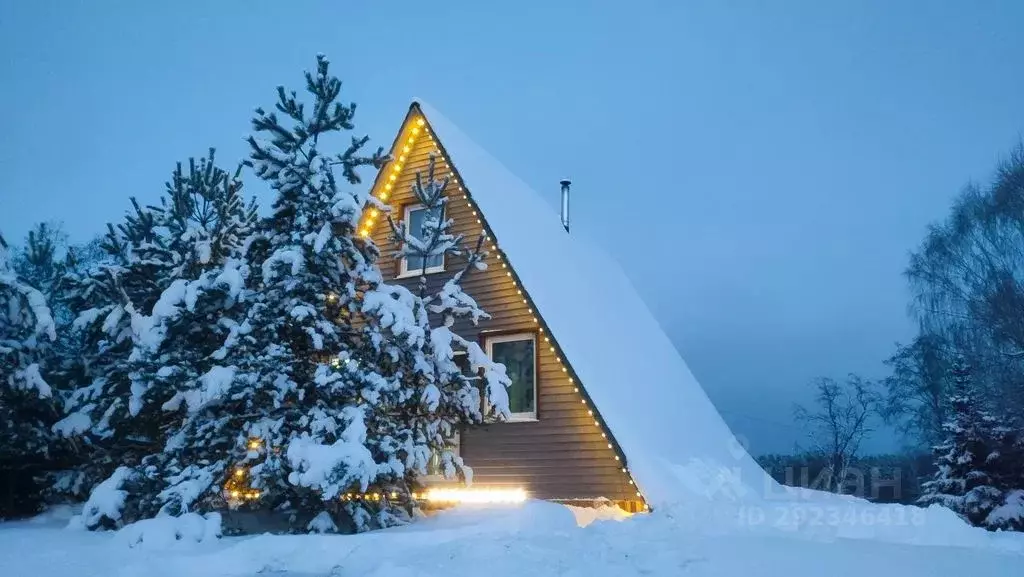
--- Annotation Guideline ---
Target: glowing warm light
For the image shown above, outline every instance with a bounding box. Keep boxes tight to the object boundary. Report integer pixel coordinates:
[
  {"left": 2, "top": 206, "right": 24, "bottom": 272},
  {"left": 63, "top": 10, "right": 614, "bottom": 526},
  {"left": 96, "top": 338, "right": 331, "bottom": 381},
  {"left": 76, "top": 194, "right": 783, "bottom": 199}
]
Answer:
[
  {"left": 417, "top": 118, "right": 426, "bottom": 127},
  {"left": 234, "top": 468, "right": 245, "bottom": 478},
  {"left": 370, "top": 209, "right": 379, "bottom": 218},
  {"left": 230, "top": 490, "right": 240, "bottom": 498},
  {"left": 412, "top": 127, "right": 421, "bottom": 135},
  {"left": 248, "top": 439, "right": 261, "bottom": 450},
  {"left": 424, "top": 487, "right": 527, "bottom": 504},
  {"left": 360, "top": 229, "right": 370, "bottom": 238}
]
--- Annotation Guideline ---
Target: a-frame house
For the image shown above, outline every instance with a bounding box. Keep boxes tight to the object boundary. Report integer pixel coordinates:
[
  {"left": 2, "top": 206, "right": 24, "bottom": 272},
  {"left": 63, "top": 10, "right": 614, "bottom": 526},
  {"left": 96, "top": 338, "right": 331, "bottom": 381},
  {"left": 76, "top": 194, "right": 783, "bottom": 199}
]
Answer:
[{"left": 357, "top": 101, "right": 765, "bottom": 513}]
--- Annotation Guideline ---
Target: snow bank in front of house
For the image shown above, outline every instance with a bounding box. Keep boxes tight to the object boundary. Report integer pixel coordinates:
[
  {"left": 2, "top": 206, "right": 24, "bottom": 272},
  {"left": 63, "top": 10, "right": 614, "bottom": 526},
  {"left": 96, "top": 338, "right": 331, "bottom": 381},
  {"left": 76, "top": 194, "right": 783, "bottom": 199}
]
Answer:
[
  {"left": 566, "top": 503, "right": 633, "bottom": 527},
  {"left": 4, "top": 501, "right": 1024, "bottom": 577},
  {"left": 417, "top": 100, "right": 770, "bottom": 507},
  {"left": 115, "top": 512, "right": 222, "bottom": 548}
]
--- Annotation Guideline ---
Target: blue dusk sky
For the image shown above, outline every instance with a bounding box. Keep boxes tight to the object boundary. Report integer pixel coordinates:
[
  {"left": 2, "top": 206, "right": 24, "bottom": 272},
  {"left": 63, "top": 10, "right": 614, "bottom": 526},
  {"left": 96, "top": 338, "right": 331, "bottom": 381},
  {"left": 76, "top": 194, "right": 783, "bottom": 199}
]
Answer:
[{"left": 2, "top": 1, "right": 1023, "bottom": 453}]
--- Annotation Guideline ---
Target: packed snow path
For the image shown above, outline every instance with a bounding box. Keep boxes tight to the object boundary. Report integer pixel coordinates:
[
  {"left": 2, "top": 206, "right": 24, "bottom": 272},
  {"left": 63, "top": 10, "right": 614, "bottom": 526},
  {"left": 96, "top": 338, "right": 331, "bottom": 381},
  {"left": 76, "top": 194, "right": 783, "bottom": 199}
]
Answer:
[{"left": 2, "top": 502, "right": 1022, "bottom": 577}]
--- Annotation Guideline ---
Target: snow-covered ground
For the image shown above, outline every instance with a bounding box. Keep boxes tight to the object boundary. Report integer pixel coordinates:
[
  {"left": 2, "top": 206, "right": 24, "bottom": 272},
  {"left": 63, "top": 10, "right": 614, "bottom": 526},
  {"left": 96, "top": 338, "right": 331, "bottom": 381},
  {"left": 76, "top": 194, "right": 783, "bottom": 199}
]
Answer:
[{"left": 3, "top": 498, "right": 1022, "bottom": 577}]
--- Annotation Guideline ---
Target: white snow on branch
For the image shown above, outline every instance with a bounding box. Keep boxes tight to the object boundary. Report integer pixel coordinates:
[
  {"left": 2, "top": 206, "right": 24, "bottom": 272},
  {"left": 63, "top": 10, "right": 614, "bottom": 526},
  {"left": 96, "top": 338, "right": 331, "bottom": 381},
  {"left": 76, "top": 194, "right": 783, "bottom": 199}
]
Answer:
[
  {"left": 261, "top": 248, "right": 304, "bottom": 283},
  {"left": 312, "top": 222, "right": 332, "bottom": 253},
  {"left": 15, "top": 363, "right": 52, "bottom": 398},
  {"left": 72, "top": 307, "right": 108, "bottom": 331},
  {"left": 183, "top": 365, "right": 236, "bottom": 413},
  {"left": 52, "top": 411, "right": 92, "bottom": 437},
  {"left": 428, "top": 279, "right": 490, "bottom": 325},
  {"left": 362, "top": 284, "right": 425, "bottom": 347},
  {"left": 76, "top": 466, "right": 135, "bottom": 530},
  {"left": 286, "top": 409, "right": 379, "bottom": 499}
]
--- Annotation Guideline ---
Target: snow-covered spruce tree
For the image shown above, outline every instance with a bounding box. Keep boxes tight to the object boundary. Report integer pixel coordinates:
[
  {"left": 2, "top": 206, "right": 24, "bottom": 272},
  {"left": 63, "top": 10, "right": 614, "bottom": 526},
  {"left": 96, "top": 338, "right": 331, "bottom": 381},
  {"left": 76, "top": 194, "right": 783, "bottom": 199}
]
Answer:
[
  {"left": 6, "top": 223, "right": 89, "bottom": 509},
  {"left": 14, "top": 224, "right": 80, "bottom": 378},
  {"left": 189, "top": 56, "right": 511, "bottom": 533},
  {"left": 72, "top": 153, "right": 259, "bottom": 529},
  {"left": 58, "top": 152, "right": 257, "bottom": 517},
  {"left": 0, "top": 232, "right": 60, "bottom": 516},
  {"left": 56, "top": 201, "right": 178, "bottom": 499},
  {"left": 12, "top": 223, "right": 67, "bottom": 299},
  {"left": 368, "top": 154, "right": 511, "bottom": 490},
  {"left": 918, "top": 357, "right": 1009, "bottom": 526},
  {"left": 124, "top": 150, "right": 257, "bottom": 431},
  {"left": 66, "top": 152, "right": 258, "bottom": 528},
  {"left": 161, "top": 54, "right": 416, "bottom": 532}
]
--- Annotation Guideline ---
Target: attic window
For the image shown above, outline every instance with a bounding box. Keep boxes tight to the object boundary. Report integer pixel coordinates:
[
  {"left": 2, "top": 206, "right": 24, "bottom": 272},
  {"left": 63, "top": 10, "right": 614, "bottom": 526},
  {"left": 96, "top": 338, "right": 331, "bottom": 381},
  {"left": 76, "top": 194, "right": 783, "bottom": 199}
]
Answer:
[
  {"left": 399, "top": 204, "right": 445, "bottom": 277},
  {"left": 486, "top": 333, "right": 537, "bottom": 421}
]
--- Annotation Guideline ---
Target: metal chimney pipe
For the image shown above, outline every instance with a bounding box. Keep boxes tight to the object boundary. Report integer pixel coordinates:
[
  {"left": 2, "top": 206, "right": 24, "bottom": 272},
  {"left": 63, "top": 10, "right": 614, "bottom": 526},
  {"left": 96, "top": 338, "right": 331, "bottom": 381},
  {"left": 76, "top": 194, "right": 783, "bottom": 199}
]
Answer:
[{"left": 560, "top": 179, "right": 572, "bottom": 233}]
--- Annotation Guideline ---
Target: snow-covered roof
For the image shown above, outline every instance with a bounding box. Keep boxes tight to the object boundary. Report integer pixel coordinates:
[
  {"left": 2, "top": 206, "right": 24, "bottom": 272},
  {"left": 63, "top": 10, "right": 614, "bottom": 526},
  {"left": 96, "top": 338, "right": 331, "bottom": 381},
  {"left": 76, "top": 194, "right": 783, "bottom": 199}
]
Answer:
[{"left": 415, "top": 100, "right": 770, "bottom": 507}]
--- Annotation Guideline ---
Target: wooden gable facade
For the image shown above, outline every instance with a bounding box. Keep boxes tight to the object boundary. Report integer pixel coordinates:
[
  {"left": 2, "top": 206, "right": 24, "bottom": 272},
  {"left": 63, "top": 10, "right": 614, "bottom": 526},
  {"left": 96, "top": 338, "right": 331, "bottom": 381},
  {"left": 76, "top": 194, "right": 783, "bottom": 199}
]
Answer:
[{"left": 359, "top": 103, "right": 646, "bottom": 512}]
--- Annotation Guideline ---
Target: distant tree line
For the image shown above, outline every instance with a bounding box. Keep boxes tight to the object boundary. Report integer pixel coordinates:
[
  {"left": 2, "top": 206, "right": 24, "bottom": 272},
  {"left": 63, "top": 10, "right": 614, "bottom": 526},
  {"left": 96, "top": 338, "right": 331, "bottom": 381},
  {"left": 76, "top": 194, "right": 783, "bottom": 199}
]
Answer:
[
  {"left": 757, "top": 452, "right": 934, "bottom": 504},
  {"left": 777, "top": 146, "right": 1024, "bottom": 531}
]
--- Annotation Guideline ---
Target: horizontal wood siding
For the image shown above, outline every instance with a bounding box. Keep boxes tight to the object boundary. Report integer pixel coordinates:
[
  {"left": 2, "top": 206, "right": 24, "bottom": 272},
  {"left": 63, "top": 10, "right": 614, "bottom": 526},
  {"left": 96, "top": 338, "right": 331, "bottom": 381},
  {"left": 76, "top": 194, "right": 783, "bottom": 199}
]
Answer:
[{"left": 367, "top": 113, "right": 636, "bottom": 502}]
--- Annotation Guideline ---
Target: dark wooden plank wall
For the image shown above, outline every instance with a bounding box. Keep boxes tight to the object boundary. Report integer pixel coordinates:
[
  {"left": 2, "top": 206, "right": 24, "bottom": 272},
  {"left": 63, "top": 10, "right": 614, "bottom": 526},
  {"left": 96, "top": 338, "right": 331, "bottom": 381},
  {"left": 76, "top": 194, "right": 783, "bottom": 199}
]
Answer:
[{"left": 366, "top": 112, "right": 637, "bottom": 502}]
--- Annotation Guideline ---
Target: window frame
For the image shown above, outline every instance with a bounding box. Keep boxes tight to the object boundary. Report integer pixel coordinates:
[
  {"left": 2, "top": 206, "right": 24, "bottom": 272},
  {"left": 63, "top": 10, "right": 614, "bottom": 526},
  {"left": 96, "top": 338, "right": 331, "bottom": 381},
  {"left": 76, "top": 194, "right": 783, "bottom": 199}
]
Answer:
[
  {"left": 485, "top": 332, "right": 539, "bottom": 422},
  {"left": 398, "top": 203, "right": 446, "bottom": 278}
]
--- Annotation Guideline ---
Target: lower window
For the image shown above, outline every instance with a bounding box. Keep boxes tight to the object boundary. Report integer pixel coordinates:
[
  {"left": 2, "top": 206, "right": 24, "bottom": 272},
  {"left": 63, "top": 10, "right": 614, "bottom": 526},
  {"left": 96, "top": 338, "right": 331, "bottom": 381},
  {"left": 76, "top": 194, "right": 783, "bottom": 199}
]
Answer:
[{"left": 486, "top": 333, "right": 537, "bottom": 421}]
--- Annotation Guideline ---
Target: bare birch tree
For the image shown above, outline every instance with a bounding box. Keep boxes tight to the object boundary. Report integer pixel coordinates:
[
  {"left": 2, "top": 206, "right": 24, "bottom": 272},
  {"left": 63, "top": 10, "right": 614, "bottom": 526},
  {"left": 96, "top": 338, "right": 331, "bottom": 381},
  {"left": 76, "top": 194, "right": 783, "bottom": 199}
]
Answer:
[{"left": 794, "top": 374, "right": 881, "bottom": 493}]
